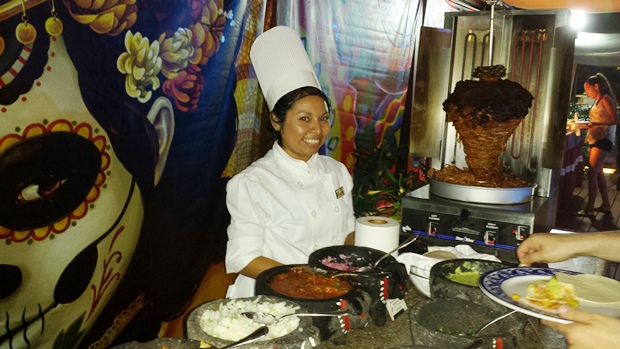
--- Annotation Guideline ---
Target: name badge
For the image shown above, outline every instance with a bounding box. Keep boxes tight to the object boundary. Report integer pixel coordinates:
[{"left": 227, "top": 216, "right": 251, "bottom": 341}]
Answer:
[{"left": 335, "top": 187, "right": 344, "bottom": 198}]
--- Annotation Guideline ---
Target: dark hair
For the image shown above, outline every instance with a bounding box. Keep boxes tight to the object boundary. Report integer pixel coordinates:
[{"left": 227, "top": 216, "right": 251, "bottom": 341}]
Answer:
[
  {"left": 586, "top": 73, "right": 617, "bottom": 104},
  {"left": 269, "top": 86, "right": 331, "bottom": 134}
]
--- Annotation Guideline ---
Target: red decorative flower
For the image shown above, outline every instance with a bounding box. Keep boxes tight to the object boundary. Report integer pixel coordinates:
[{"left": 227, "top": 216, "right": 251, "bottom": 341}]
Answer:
[
  {"left": 162, "top": 64, "right": 204, "bottom": 112},
  {"left": 189, "top": 0, "right": 226, "bottom": 66},
  {"left": 63, "top": 0, "right": 138, "bottom": 36}
]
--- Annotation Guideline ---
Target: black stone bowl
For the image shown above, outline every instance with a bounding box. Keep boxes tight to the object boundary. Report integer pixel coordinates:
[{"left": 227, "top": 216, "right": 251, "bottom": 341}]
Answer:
[
  {"left": 255, "top": 264, "right": 371, "bottom": 344},
  {"left": 429, "top": 258, "right": 516, "bottom": 314},
  {"left": 308, "top": 245, "right": 408, "bottom": 301},
  {"left": 308, "top": 244, "right": 399, "bottom": 273},
  {"left": 410, "top": 298, "right": 525, "bottom": 349},
  {"left": 185, "top": 295, "right": 321, "bottom": 349},
  {"left": 308, "top": 245, "right": 410, "bottom": 326}
]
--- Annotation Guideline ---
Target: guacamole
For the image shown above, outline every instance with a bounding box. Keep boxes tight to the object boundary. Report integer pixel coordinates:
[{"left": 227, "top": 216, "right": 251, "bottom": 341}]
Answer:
[{"left": 446, "top": 265, "right": 481, "bottom": 287}]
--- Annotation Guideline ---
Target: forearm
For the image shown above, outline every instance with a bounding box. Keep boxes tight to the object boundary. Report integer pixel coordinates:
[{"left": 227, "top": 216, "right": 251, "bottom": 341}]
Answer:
[
  {"left": 239, "top": 256, "right": 283, "bottom": 279},
  {"left": 517, "top": 231, "right": 620, "bottom": 265},
  {"left": 575, "top": 232, "right": 620, "bottom": 262},
  {"left": 344, "top": 232, "right": 355, "bottom": 245},
  {"left": 589, "top": 121, "right": 617, "bottom": 126}
]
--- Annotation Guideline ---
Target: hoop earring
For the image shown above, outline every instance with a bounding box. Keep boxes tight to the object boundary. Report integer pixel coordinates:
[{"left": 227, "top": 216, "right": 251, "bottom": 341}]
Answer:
[
  {"left": 15, "top": 0, "right": 36, "bottom": 45},
  {"left": 45, "top": 0, "right": 63, "bottom": 36}
]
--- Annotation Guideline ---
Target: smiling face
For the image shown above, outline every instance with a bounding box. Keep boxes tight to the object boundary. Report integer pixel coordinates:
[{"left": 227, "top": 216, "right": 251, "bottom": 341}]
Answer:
[{"left": 272, "top": 95, "right": 331, "bottom": 161}]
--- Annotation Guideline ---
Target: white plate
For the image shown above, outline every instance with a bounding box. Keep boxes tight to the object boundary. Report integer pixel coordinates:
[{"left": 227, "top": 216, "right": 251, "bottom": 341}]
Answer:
[{"left": 480, "top": 267, "right": 620, "bottom": 324}]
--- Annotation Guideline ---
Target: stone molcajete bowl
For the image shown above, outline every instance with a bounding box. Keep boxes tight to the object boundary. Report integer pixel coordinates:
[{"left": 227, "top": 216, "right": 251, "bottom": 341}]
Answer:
[
  {"left": 110, "top": 338, "right": 204, "bottom": 349},
  {"left": 308, "top": 245, "right": 409, "bottom": 326},
  {"left": 186, "top": 295, "right": 322, "bottom": 349},
  {"left": 410, "top": 298, "right": 525, "bottom": 349},
  {"left": 429, "top": 258, "right": 518, "bottom": 314}
]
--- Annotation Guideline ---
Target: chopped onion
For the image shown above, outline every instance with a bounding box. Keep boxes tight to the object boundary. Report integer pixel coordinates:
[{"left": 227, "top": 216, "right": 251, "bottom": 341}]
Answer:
[{"left": 199, "top": 299, "right": 300, "bottom": 341}]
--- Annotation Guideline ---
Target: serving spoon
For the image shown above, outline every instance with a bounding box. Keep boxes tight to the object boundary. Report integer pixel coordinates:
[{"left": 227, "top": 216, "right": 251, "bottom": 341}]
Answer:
[
  {"left": 462, "top": 337, "right": 485, "bottom": 349},
  {"left": 219, "top": 326, "right": 268, "bottom": 348},
  {"left": 355, "top": 233, "right": 419, "bottom": 272},
  {"left": 457, "top": 310, "right": 518, "bottom": 338},
  {"left": 456, "top": 311, "right": 517, "bottom": 349},
  {"left": 327, "top": 270, "right": 392, "bottom": 278},
  {"left": 241, "top": 309, "right": 349, "bottom": 325}
]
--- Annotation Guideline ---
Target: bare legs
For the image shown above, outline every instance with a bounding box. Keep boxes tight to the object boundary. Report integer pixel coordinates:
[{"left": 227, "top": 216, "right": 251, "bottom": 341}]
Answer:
[{"left": 586, "top": 146, "right": 611, "bottom": 212}]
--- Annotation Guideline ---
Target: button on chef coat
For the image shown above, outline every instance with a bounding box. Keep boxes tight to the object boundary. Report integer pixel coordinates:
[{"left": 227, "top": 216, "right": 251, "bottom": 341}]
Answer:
[{"left": 225, "top": 142, "right": 355, "bottom": 298}]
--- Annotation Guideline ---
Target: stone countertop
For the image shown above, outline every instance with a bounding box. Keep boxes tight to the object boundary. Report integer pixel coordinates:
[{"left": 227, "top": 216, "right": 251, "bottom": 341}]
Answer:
[
  {"left": 324, "top": 281, "right": 568, "bottom": 349},
  {"left": 114, "top": 280, "right": 569, "bottom": 349}
]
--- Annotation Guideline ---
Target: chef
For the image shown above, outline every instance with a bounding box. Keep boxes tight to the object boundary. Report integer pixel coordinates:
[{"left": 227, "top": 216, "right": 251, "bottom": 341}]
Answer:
[{"left": 225, "top": 26, "right": 356, "bottom": 298}]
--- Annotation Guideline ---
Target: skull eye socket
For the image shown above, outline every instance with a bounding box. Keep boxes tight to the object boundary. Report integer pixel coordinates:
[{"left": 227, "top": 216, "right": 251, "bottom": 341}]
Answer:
[
  {"left": 0, "top": 264, "right": 22, "bottom": 299},
  {"left": 0, "top": 132, "right": 101, "bottom": 231}
]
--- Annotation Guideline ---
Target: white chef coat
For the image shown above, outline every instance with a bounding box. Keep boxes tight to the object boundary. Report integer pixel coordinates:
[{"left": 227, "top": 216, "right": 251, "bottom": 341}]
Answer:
[{"left": 225, "top": 142, "right": 356, "bottom": 298}]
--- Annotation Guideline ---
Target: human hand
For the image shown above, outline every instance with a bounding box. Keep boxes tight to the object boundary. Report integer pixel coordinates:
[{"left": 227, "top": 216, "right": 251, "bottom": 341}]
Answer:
[
  {"left": 542, "top": 305, "right": 620, "bottom": 349},
  {"left": 516, "top": 233, "right": 580, "bottom": 265}
]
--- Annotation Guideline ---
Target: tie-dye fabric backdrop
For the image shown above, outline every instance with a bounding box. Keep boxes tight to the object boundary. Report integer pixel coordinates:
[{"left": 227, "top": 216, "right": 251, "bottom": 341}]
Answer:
[{"left": 275, "top": 0, "right": 423, "bottom": 171}]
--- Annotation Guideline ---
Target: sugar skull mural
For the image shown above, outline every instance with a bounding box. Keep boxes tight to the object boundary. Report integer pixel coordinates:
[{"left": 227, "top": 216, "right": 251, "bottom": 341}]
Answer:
[
  {"left": 0, "top": 0, "right": 243, "bottom": 348},
  {"left": 0, "top": 33, "right": 174, "bottom": 347}
]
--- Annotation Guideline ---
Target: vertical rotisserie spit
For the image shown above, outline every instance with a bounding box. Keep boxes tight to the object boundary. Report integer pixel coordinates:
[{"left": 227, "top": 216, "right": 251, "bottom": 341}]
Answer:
[{"left": 431, "top": 65, "right": 534, "bottom": 188}]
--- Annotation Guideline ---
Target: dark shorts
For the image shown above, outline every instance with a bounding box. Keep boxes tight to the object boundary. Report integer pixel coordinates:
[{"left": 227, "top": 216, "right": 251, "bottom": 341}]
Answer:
[{"left": 590, "top": 138, "right": 613, "bottom": 152}]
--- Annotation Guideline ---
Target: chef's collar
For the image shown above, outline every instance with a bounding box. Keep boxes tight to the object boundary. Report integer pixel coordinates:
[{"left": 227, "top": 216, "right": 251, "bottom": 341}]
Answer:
[{"left": 273, "top": 142, "right": 320, "bottom": 173}]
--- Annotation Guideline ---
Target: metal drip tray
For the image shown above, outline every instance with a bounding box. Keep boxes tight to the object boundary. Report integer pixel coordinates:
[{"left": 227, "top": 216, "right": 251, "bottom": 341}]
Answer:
[{"left": 429, "top": 178, "right": 536, "bottom": 205}]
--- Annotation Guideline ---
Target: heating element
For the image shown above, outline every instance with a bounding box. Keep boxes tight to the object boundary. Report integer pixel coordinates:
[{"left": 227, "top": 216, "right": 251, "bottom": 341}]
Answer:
[{"left": 401, "top": 185, "right": 553, "bottom": 263}]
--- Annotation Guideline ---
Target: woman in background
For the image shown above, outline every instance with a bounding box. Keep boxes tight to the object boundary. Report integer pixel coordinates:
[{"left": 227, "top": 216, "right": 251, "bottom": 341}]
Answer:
[{"left": 575, "top": 73, "right": 619, "bottom": 217}]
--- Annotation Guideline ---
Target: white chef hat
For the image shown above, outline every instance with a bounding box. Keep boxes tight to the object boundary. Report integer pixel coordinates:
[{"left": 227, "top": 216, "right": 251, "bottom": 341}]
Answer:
[{"left": 250, "top": 26, "right": 321, "bottom": 111}]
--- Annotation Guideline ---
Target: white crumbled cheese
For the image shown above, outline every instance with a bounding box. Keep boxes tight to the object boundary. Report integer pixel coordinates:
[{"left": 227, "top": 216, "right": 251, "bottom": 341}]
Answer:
[{"left": 198, "top": 299, "right": 301, "bottom": 341}]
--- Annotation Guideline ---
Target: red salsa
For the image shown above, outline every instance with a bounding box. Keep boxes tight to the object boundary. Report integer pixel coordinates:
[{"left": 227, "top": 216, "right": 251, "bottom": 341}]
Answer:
[{"left": 269, "top": 266, "right": 352, "bottom": 299}]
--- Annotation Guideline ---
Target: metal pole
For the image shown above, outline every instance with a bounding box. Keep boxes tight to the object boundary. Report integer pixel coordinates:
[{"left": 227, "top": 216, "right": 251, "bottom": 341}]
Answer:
[{"left": 487, "top": 1, "right": 497, "bottom": 66}]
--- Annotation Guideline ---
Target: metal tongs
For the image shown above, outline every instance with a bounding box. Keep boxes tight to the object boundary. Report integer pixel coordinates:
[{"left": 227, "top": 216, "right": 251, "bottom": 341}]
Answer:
[{"left": 307, "top": 265, "right": 390, "bottom": 278}]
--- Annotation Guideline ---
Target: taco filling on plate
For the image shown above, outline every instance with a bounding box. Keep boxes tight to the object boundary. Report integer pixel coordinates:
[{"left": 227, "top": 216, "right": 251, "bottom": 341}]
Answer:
[{"left": 524, "top": 275, "right": 579, "bottom": 310}]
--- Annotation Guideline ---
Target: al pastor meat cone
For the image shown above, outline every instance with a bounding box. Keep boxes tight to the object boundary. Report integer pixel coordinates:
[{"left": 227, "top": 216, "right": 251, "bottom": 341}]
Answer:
[{"left": 433, "top": 65, "right": 534, "bottom": 188}]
